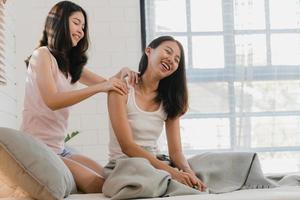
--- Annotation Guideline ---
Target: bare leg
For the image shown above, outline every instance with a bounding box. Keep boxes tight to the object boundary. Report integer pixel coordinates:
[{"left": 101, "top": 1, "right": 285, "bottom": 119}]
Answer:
[
  {"left": 69, "top": 154, "right": 105, "bottom": 177},
  {"left": 60, "top": 157, "right": 104, "bottom": 193}
]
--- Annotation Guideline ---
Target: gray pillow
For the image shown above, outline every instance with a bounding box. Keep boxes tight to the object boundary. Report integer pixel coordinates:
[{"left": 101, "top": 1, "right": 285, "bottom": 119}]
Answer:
[{"left": 0, "top": 127, "right": 77, "bottom": 200}]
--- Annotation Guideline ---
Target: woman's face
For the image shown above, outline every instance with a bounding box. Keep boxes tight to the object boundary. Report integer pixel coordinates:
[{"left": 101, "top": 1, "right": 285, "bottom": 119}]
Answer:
[
  {"left": 69, "top": 11, "right": 85, "bottom": 47},
  {"left": 146, "top": 41, "right": 181, "bottom": 79}
]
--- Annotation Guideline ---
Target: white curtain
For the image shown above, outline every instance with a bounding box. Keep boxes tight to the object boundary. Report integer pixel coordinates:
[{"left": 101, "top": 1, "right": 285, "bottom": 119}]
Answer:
[
  {"left": 144, "top": 0, "right": 300, "bottom": 173},
  {"left": 0, "top": 1, "right": 6, "bottom": 85}
]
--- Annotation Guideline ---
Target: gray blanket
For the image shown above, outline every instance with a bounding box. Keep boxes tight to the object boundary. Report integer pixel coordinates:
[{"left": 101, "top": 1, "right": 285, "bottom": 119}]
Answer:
[
  {"left": 103, "top": 152, "right": 300, "bottom": 199},
  {"left": 103, "top": 158, "right": 201, "bottom": 200},
  {"left": 188, "top": 152, "right": 278, "bottom": 193}
]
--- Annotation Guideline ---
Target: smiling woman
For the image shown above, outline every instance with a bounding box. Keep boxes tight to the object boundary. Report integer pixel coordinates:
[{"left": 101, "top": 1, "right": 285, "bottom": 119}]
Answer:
[
  {"left": 19, "top": 0, "right": 138, "bottom": 194},
  {"left": 69, "top": 11, "right": 85, "bottom": 47},
  {"left": 107, "top": 36, "right": 206, "bottom": 191}
]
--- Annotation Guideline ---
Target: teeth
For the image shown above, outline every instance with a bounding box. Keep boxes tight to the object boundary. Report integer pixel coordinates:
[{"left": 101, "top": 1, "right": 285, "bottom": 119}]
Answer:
[
  {"left": 162, "top": 63, "right": 170, "bottom": 71},
  {"left": 73, "top": 35, "right": 80, "bottom": 40}
]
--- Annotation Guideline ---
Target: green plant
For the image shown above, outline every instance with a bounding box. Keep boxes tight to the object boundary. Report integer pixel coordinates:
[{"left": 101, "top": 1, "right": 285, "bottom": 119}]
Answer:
[{"left": 64, "top": 131, "right": 79, "bottom": 143}]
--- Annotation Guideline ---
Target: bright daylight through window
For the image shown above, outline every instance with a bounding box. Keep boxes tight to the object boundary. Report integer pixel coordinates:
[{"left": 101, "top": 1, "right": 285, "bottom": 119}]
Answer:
[{"left": 143, "top": 0, "right": 300, "bottom": 173}]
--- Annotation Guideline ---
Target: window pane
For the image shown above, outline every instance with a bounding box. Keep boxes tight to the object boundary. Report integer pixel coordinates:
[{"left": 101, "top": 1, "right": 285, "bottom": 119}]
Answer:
[
  {"left": 173, "top": 36, "right": 188, "bottom": 66},
  {"left": 234, "top": 0, "right": 265, "bottom": 30},
  {"left": 259, "top": 152, "right": 300, "bottom": 173},
  {"left": 188, "top": 82, "right": 229, "bottom": 113},
  {"left": 235, "top": 34, "right": 267, "bottom": 66},
  {"left": 192, "top": 36, "right": 224, "bottom": 68},
  {"left": 270, "top": 0, "right": 300, "bottom": 29},
  {"left": 235, "top": 81, "right": 300, "bottom": 112},
  {"left": 238, "top": 116, "right": 300, "bottom": 148},
  {"left": 271, "top": 34, "right": 300, "bottom": 65},
  {"left": 153, "top": 0, "right": 186, "bottom": 32},
  {"left": 191, "top": 0, "right": 223, "bottom": 32},
  {"left": 181, "top": 118, "right": 230, "bottom": 150}
]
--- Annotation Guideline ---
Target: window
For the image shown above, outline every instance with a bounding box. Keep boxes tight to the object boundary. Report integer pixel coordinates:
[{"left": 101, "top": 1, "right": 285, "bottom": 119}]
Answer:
[
  {"left": 142, "top": 0, "right": 300, "bottom": 173},
  {"left": 0, "top": 0, "right": 6, "bottom": 85}
]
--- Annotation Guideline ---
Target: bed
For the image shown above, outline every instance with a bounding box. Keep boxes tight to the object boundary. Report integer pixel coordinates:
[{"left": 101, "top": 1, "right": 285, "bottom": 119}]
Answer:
[
  {"left": 1, "top": 128, "right": 300, "bottom": 200},
  {"left": 0, "top": 186, "right": 299, "bottom": 200},
  {"left": 69, "top": 186, "right": 300, "bottom": 200}
]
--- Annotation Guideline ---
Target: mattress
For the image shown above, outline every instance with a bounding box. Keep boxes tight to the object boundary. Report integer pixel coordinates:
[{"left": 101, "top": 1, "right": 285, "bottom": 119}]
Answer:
[{"left": 2, "top": 186, "right": 299, "bottom": 200}]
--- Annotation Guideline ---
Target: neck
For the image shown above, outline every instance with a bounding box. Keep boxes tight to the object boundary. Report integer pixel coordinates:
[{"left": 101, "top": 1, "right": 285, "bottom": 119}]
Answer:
[{"left": 139, "top": 73, "right": 160, "bottom": 94}]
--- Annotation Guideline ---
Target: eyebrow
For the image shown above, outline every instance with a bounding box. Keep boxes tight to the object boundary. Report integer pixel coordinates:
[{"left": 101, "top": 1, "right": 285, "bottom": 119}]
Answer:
[
  {"left": 166, "top": 46, "right": 180, "bottom": 60},
  {"left": 72, "top": 17, "right": 85, "bottom": 26}
]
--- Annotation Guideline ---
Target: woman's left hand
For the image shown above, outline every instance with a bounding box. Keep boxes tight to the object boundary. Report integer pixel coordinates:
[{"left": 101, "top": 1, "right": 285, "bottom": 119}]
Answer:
[
  {"left": 186, "top": 171, "right": 207, "bottom": 192},
  {"left": 119, "top": 67, "right": 139, "bottom": 85}
]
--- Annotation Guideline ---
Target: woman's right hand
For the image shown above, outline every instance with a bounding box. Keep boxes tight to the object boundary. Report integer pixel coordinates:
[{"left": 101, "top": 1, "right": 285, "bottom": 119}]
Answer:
[
  {"left": 170, "top": 169, "right": 204, "bottom": 190},
  {"left": 99, "top": 77, "right": 128, "bottom": 95}
]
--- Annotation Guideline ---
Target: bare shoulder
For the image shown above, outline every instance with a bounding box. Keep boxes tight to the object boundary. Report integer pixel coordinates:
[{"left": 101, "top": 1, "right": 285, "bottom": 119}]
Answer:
[
  {"left": 32, "top": 46, "right": 51, "bottom": 60},
  {"left": 30, "top": 46, "right": 52, "bottom": 68},
  {"left": 108, "top": 91, "right": 128, "bottom": 104}
]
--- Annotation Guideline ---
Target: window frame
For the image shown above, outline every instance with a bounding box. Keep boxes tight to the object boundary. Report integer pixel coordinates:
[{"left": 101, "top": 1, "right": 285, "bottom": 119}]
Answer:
[{"left": 140, "top": 0, "right": 300, "bottom": 155}]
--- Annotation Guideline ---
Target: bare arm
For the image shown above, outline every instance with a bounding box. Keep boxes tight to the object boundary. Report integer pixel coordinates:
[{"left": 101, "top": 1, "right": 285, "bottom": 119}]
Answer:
[
  {"left": 32, "top": 48, "right": 127, "bottom": 111},
  {"left": 166, "top": 118, "right": 207, "bottom": 191},
  {"left": 80, "top": 66, "right": 139, "bottom": 87},
  {"left": 166, "top": 118, "right": 193, "bottom": 172},
  {"left": 79, "top": 68, "right": 106, "bottom": 86}
]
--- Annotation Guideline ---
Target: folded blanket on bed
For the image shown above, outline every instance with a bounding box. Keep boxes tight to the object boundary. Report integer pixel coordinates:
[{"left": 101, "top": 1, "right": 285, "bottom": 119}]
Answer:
[
  {"left": 103, "top": 158, "right": 201, "bottom": 200},
  {"left": 267, "top": 173, "right": 300, "bottom": 186},
  {"left": 103, "top": 152, "right": 299, "bottom": 199},
  {"left": 188, "top": 152, "right": 278, "bottom": 194}
]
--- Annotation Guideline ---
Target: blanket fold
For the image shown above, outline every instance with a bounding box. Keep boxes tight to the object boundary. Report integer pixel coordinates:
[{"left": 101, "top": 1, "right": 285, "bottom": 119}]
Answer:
[
  {"left": 103, "top": 152, "right": 299, "bottom": 199},
  {"left": 103, "top": 158, "right": 201, "bottom": 200},
  {"left": 188, "top": 152, "right": 278, "bottom": 193}
]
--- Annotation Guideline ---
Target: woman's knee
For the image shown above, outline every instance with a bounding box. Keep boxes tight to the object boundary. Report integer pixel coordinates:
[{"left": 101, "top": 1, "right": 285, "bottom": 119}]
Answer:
[{"left": 80, "top": 174, "right": 104, "bottom": 193}]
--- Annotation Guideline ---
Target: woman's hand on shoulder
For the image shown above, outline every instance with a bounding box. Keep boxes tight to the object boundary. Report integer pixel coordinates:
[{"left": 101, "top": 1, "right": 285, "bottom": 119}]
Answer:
[
  {"left": 98, "top": 77, "right": 128, "bottom": 95},
  {"left": 115, "top": 67, "right": 140, "bottom": 86}
]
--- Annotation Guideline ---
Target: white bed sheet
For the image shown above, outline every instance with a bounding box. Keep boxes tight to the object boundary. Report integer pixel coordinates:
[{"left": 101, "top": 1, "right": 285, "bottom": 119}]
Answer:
[
  {"left": 1, "top": 186, "right": 300, "bottom": 200},
  {"left": 67, "top": 186, "right": 300, "bottom": 200}
]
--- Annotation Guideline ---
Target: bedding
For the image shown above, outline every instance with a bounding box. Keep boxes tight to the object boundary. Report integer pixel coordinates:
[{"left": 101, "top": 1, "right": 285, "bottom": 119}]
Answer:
[
  {"left": 0, "top": 127, "right": 76, "bottom": 200},
  {"left": 102, "top": 152, "right": 288, "bottom": 199},
  {"left": 188, "top": 152, "right": 278, "bottom": 193},
  {"left": 1, "top": 128, "right": 299, "bottom": 200},
  {"left": 70, "top": 186, "right": 300, "bottom": 200},
  {"left": 103, "top": 158, "right": 200, "bottom": 199},
  {"left": 1, "top": 186, "right": 300, "bottom": 200}
]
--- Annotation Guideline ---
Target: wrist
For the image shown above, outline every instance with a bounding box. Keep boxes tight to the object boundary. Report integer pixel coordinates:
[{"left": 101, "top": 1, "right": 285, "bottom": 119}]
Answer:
[{"left": 183, "top": 167, "right": 194, "bottom": 174}]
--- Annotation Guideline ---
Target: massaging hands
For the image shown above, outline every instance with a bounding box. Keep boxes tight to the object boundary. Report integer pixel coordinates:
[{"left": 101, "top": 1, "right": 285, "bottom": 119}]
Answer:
[
  {"left": 119, "top": 67, "right": 139, "bottom": 85},
  {"left": 99, "top": 77, "right": 129, "bottom": 95},
  {"left": 102, "top": 67, "right": 139, "bottom": 95},
  {"left": 171, "top": 169, "right": 207, "bottom": 192}
]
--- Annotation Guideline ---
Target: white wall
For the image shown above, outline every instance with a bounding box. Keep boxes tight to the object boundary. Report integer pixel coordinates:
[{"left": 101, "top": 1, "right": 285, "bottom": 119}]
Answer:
[
  {"left": 13, "top": 0, "right": 141, "bottom": 165},
  {"left": 0, "top": 0, "right": 17, "bottom": 129}
]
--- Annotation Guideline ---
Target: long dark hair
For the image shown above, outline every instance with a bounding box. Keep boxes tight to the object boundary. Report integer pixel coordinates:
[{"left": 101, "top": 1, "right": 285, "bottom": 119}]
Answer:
[
  {"left": 139, "top": 36, "right": 188, "bottom": 119},
  {"left": 25, "top": 1, "right": 89, "bottom": 84}
]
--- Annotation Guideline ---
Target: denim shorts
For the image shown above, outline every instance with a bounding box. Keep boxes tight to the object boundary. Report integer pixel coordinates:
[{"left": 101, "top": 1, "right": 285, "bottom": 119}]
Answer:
[{"left": 57, "top": 146, "right": 74, "bottom": 158}]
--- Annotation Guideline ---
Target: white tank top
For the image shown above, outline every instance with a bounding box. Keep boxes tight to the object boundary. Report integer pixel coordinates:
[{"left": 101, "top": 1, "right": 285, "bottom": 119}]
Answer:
[{"left": 108, "top": 86, "right": 167, "bottom": 161}]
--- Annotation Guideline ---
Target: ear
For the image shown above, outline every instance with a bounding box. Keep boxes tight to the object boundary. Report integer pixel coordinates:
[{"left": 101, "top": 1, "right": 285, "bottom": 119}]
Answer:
[{"left": 145, "top": 47, "right": 151, "bottom": 56}]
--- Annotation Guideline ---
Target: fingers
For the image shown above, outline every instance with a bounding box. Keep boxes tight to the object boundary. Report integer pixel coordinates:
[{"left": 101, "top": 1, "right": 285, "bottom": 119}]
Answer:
[
  {"left": 177, "top": 172, "right": 194, "bottom": 188},
  {"left": 127, "top": 71, "right": 140, "bottom": 85},
  {"left": 192, "top": 177, "right": 207, "bottom": 191},
  {"left": 109, "top": 78, "right": 128, "bottom": 95},
  {"left": 195, "top": 179, "right": 207, "bottom": 191},
  {"left": 178, "top": 172, "right": 207, "bottom": 192}
]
